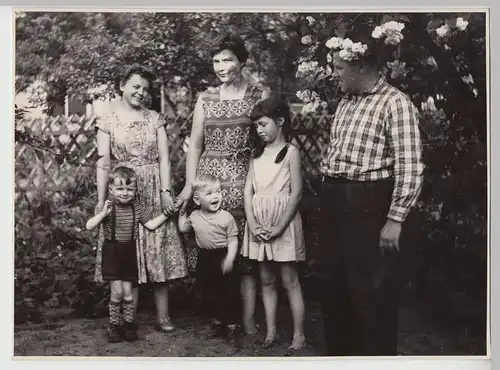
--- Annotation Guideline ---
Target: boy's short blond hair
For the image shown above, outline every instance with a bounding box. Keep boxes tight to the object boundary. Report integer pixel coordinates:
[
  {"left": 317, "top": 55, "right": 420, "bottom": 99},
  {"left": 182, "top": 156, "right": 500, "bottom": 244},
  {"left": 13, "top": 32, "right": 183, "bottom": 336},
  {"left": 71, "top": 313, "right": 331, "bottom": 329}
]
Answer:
[
  {"left": 192, "top": 174, "right": 221, "bottom": 194},
  {"left": 109, "top": 166, "right": 137, "bottom": 186}
]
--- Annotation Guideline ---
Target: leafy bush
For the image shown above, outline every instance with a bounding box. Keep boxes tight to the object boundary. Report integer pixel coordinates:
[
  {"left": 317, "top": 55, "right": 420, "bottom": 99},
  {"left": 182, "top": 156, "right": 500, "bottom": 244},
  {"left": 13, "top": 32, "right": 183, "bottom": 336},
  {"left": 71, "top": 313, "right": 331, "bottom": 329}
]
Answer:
[{"left": 14, "top": 166, "right": 110, "bottom": 323}]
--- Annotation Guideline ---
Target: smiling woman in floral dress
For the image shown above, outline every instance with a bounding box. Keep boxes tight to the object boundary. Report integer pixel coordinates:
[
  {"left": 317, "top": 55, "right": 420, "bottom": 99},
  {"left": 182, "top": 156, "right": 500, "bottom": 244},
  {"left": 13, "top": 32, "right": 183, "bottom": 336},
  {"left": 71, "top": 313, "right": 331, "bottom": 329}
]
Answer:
[{"left": 94, "top": 64, "right": 188, "bottom": 333}]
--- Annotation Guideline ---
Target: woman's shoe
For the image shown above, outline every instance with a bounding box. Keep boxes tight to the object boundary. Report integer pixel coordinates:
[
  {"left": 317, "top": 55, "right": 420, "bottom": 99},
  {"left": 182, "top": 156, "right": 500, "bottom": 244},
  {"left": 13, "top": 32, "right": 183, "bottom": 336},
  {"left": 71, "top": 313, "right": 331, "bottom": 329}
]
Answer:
[{"left": 155, "top": 316, "right": 176, "bottom": 333}]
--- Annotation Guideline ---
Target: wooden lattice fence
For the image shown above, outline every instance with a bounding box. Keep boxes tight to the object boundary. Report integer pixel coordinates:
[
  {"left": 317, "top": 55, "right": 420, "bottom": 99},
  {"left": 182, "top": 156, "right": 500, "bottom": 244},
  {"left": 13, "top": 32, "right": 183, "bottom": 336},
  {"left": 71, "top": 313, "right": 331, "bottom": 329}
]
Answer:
[{"left": 15, "top": 112, "right": 333, "bottom": 198}]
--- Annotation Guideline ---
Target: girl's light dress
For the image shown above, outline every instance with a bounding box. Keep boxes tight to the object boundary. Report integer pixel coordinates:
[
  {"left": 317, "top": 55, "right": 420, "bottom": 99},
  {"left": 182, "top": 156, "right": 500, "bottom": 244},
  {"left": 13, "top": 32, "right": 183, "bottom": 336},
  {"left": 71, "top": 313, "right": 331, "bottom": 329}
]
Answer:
[{"left": 242, "top": 144, "right": 306, "bottom": 262}]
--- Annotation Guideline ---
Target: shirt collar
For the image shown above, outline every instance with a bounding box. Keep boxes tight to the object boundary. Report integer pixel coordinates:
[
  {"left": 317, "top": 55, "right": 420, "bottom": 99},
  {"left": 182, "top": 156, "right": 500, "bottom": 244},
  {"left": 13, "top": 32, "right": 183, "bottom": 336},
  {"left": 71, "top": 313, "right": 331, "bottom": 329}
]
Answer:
[{"left": 346, "top": 75, "right": 386, "bottom": 100}]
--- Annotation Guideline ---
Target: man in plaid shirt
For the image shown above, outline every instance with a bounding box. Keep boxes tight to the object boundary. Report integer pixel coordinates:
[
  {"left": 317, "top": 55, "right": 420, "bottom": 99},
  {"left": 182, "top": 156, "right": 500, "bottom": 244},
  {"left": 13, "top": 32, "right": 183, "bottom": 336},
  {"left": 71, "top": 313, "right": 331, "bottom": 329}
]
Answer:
[{"left": 320, "top": 25, "right": 424, "bottom": 356}]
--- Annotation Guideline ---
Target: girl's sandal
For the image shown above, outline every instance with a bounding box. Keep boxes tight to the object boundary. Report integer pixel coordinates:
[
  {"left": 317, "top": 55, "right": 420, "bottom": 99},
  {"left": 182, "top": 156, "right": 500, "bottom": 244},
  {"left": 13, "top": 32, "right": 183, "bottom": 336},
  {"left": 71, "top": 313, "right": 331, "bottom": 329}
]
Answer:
[
  {"left": 155, "top": 316, "right": 176, "bottom": 333},
  {"left": 284, "top": 335, "right": 307, "bottom": 356},
  {"left": 262, "top": 333, "right": 280, "bottom": 349}
]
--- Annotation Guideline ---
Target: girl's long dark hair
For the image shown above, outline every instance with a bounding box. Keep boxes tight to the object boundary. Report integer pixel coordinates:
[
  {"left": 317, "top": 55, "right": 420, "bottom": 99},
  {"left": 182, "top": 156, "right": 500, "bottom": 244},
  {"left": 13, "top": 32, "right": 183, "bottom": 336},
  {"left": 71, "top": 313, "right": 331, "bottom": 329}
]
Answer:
[{"left": 250, "top": 95, "right": 292, "bottom": 164}]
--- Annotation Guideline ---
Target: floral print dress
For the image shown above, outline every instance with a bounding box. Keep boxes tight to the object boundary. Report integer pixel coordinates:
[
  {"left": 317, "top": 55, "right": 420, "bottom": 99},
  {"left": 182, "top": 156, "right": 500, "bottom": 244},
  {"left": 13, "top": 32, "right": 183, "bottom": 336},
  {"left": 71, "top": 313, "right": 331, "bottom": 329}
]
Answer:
[{"left": 94, "top": 108, "right": 188, "bottom": 284}]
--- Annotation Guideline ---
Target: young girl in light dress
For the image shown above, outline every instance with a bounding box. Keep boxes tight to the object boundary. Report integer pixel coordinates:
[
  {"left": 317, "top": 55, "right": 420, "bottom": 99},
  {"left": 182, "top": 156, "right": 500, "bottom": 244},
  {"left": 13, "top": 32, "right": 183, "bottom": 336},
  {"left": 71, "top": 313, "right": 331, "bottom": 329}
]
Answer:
[{"left": 242, "top": 96, "right": 306, "bottom": 351}]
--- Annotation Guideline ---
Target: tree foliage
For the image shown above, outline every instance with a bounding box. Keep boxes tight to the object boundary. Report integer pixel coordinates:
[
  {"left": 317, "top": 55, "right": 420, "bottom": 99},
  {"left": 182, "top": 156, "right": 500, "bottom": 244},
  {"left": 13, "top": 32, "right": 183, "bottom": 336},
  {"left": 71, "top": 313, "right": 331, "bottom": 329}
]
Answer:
[{"left": 15, "top": 12, "right": 312, "bottom": 107}]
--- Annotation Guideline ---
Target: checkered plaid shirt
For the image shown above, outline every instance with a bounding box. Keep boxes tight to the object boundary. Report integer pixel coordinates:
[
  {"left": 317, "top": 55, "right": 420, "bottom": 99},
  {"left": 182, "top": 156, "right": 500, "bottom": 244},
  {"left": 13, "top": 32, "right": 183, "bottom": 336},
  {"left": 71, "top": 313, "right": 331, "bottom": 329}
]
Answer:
[{"left": 320, "top": 76, "right": 424, "bottom": 222}]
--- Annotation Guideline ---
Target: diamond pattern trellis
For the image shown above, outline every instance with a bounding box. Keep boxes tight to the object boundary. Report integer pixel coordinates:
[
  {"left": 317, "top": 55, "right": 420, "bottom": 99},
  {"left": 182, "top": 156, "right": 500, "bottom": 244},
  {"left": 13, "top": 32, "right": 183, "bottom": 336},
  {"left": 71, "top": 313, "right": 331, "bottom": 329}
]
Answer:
[{"left": 15, "top": 112, "right": 334, "bottom": 198}]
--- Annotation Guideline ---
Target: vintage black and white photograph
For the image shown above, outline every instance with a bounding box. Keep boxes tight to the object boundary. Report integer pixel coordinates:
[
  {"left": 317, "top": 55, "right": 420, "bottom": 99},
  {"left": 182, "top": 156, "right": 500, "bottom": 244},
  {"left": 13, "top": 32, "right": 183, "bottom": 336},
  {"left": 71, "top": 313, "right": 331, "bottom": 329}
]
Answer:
[{"left": 13, "top": 9, "right": 488, "bottom": 357}]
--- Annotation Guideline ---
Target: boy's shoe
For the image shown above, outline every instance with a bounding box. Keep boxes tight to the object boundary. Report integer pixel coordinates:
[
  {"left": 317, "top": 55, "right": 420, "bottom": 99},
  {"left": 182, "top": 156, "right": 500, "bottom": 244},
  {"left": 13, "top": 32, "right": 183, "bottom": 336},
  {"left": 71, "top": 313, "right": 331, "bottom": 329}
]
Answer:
[
  {"left": 107, "top": 323, "right": 123, "bottom": 343},
  {"left": 123, "top": 322, "right": 139, "bottom": 342}
]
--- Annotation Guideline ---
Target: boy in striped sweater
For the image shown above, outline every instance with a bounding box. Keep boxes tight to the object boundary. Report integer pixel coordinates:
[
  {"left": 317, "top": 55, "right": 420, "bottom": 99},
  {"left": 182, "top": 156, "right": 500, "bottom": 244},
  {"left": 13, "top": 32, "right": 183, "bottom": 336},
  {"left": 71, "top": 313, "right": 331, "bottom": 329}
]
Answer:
[{"left": 86, "top": 166, "right": 170, "bottom": 343}]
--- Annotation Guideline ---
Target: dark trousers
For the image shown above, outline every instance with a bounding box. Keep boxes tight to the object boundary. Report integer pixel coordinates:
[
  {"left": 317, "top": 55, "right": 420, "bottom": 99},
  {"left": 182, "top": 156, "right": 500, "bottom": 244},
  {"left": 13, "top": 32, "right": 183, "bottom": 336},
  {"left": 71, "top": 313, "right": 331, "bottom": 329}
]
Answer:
[
  {"left": 320, "top": 177, "right": 401, "bottom": 356},
  {"left": 196, "top": 248, "right": 242, "bottom": 325}
]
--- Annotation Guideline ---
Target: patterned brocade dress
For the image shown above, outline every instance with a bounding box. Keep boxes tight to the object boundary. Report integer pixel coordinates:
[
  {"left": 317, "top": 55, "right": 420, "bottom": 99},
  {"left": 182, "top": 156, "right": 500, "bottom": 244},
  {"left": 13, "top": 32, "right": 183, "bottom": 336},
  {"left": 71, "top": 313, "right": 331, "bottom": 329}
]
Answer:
[
  {"left": 196, "top": 84, "right": 264, "bottom": 239},
  {"left": 94, "top": 109, "right": 188, "bottom": 284}
]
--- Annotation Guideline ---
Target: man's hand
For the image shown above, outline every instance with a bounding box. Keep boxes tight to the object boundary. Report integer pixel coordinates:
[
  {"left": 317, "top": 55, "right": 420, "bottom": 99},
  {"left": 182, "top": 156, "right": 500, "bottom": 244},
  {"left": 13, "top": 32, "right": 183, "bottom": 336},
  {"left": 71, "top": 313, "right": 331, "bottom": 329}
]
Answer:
[{"left": 379, "top": 218, "right": 402, "bottom": 255}]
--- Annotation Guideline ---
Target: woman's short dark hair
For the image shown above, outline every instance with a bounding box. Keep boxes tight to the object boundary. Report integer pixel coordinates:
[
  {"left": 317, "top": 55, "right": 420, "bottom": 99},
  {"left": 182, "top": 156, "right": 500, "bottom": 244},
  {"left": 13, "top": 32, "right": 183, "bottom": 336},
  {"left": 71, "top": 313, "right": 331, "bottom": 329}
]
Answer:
[
  {"left": 115, "top": 63, "right": 156, "bottom": 94},
  {"left": 209, "top": 33, "right": 249, "bottom": 64}
]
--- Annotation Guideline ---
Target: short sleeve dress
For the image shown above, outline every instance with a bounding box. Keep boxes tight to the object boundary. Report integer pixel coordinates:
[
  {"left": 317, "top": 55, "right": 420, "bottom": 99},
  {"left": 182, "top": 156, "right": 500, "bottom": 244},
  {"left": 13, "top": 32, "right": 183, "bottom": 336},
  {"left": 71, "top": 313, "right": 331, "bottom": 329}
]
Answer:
[
  {"left": 94, "top": 108, "right": 188, "bottom": 284},
  {"left": 196, "top": 84, "right": 264, "bottom": 236},
  {"left": 241, "top": 145, "right": 306, "bottom": 262}
]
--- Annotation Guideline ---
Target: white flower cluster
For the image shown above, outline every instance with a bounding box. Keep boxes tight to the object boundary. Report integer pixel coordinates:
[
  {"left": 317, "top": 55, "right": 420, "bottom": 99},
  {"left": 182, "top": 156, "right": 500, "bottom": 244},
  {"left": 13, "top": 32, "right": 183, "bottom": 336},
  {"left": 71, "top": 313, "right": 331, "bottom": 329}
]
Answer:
[
  {"left": 325, "top": 37, "right": 368, "bottom": 61},
  {"left": 296, "top": 89, "right": 319, "bottom": 103},
  {"left": 306, "top": 16, "right": 316, "bottom": 26},
  {"left": 436, "top": 24, "right": 450, "bottom": 38},
  {"left": 301, "top": 100, "right": 328, "bottom": 114},
  {"left": 436, "top": 17, "right": 469, "bottom": 39},
  {"left": 325, "top": 36, "right": 344, "bottom": 50},
  {"left": 296, "top": 60, "right": 324, "bottom": 78},
  {"left": 296, "top": 89, "right": 328, "bottom": 114},
  {"left": 372, "top": 21, "right": 405, "bottom": 45},
  {"left": 456, "top": 17, "right": 469, "bottom": 31},
  {"left": 301, "top": 35, "right": 313, "bottom": 45}
]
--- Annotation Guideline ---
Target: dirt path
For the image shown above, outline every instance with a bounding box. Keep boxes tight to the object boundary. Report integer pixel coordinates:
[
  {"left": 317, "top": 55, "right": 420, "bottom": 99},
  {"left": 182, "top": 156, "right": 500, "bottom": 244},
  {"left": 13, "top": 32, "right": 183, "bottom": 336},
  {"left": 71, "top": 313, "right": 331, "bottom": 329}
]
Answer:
[{"left": 14, "top": 300, "right": 480, "bottom": 357}]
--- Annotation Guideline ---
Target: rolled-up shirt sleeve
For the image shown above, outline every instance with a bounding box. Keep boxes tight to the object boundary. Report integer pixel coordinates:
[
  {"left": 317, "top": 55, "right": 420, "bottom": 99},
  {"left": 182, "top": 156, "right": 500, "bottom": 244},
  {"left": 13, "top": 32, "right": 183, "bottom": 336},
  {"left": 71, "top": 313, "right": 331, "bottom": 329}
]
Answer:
[{"left": 386, "top": 95, "right": 424, "bottom": 222}]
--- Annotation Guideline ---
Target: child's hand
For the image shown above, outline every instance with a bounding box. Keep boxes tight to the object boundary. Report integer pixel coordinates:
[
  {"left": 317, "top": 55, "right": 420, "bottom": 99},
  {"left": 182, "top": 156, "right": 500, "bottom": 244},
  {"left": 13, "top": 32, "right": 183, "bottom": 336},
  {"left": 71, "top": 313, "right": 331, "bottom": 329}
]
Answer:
[
  {"left": 249, "top": 222, "right": 268, "bottom": 242},
  {"left": 260, "top": 226, "right": 281, "bottom": 241},
  {"left": 256, "top": 227, "right": 271, "bottom": 241},
  {"left": 221, "top": 256, "right": 234, "bottom": 275},
  {"left": 101, "top": 200, "right": 112, "bottom": 216}
]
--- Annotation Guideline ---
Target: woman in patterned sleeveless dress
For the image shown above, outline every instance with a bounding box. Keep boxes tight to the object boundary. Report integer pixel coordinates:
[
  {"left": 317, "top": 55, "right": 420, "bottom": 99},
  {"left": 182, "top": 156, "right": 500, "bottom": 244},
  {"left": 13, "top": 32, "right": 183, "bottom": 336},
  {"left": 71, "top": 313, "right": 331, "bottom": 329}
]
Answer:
[
  {"left": 176, "top": 34, "right": 270, "bottom": 335},
  {"left": 95, "top": 64, "right": 188, "bottom": 333}
]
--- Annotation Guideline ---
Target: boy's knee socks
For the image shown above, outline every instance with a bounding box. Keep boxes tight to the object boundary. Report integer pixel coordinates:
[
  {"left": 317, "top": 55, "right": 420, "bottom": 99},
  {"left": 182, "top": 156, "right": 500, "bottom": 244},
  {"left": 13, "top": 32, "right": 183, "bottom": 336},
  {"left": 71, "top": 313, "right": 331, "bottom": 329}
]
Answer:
[
  {"left": 109, "top": 300, "right": 121, "bottom": 325},
  {"left": 122, "top": 299, "right": 134, "bottom": 323}
]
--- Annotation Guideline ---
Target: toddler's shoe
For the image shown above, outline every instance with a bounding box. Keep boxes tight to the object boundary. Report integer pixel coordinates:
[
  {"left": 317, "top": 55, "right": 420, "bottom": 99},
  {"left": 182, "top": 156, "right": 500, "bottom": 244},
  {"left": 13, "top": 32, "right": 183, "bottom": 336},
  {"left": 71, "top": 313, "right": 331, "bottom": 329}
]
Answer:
[
  {"left": 209, "top": 323, "right": 227, "bottom": 338},
  {"left": 123, "top": 322, "right": 139, "bottom": 342},
  {"left": 107, "top": 323, "right": 123, "bottom": 343},
  {"left": 227, "top": 324, "right": 243, "bottom": 338}
]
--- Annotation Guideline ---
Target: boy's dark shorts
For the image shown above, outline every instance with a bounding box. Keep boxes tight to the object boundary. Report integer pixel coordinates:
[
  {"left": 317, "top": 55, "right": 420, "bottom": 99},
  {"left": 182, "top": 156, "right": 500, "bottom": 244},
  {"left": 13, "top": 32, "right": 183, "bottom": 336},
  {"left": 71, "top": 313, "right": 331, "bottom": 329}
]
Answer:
[{"left": 102, "top": 240, "right": 138, "bottom": 282}]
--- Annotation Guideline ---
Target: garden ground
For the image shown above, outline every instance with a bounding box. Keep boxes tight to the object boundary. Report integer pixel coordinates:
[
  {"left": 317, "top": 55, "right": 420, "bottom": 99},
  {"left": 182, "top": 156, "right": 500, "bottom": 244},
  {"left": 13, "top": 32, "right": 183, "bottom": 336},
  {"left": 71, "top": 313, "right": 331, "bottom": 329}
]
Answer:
[{"left": 14, "top": 294, "right": 485, "bottom": 357}]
